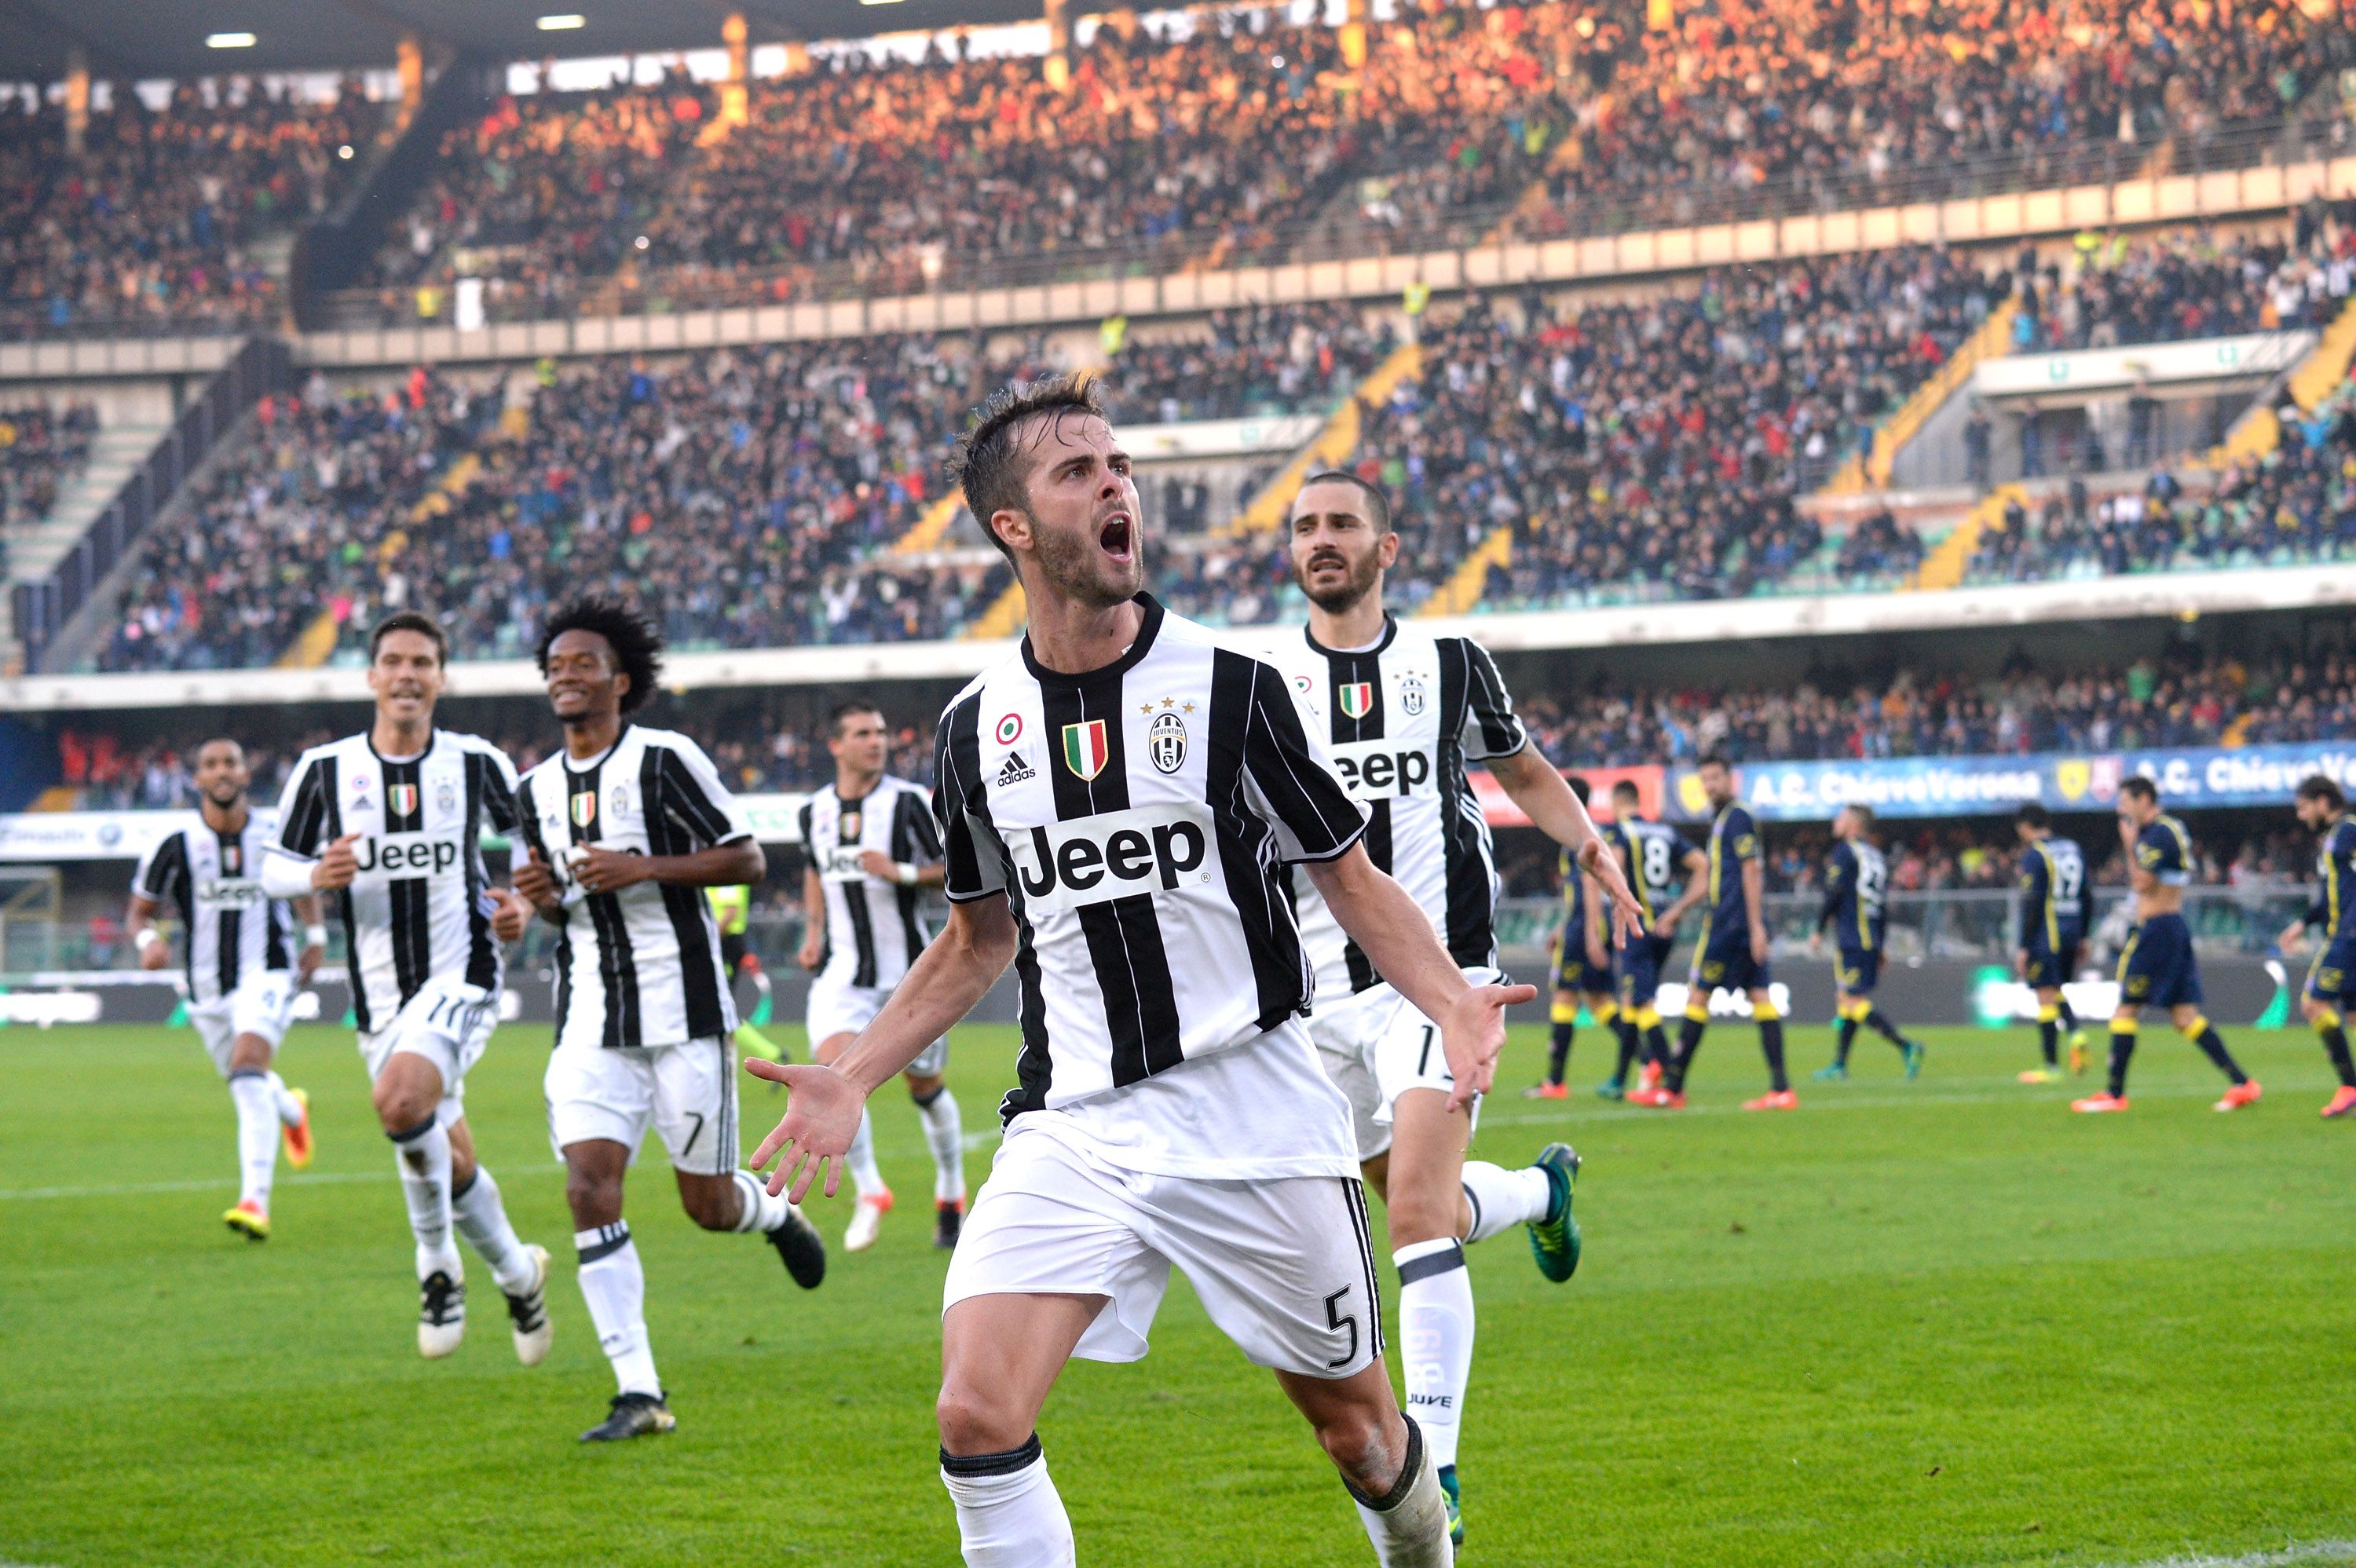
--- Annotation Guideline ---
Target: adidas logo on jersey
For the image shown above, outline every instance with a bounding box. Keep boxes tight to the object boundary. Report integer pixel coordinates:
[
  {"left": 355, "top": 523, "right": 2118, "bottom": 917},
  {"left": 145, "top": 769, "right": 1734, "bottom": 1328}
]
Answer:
[{"left": 997, "top": 752, "right": 1037, "bottom": 785}]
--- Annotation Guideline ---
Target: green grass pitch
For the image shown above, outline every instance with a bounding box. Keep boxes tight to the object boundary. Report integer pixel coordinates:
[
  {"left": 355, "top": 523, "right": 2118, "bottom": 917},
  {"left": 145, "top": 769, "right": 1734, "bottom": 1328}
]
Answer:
[{"left": 2, "top": 1018, "right": 2351, "bottom": 1567}]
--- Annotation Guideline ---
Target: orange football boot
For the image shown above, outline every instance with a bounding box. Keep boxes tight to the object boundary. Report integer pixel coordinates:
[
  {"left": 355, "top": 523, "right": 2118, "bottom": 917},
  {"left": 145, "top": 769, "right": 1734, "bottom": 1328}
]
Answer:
[
  {"left": 1741, "top": 1089, "right": 1798, "bottom": 1112},
  {"left": 2211, "top": 1080, "right": 2263, "bottom": 1112},
  {"left": 2070, "top": 1093, "right": 2130, "bottom": 1113},
  {"left": 2321, "top": 1085, "right": 2356, "bottom": 1119}
]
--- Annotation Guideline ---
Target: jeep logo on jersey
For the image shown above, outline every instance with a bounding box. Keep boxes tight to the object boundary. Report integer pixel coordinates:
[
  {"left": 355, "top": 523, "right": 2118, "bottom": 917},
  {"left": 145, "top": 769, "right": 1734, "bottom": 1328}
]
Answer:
[
  {"left": 570, "top": 792, "right": 598, "bottom": 829},
  {"left": 1147, "top": 711, "right": 1187, "bottom": 774},
  {"left": 1060, "top": 720, "right": 1110, "bottom": 780},
  {"left": 821, "top": 847, "right": 869, "bottom": 882},
  {"left": 196, "top": 878, "right": 267, "bottom": 908},
  {"left": 1338, "top": 682, "right": 1375, "bottom": 720},
  {"left": 1327, "top": 738, "right": 1433, "bottom": 800},
  {"left": 388, "top": 783, "right": 419, "bottom": 817},
  {"left": 352, "top": 832, "right": 462, "bottom": 875},
  {"left": 1004, "top": 804, "right": 1212, "bottom": 914}
]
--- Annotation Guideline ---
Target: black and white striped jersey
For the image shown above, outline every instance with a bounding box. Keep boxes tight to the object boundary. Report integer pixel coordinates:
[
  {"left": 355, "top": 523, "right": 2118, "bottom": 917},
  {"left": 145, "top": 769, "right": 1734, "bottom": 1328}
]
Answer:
[
  {"left": 798, "top": 775, "right": 940, "bottom": 990},
  {"left": 1256, "top": 617, "right": 1527, "bottom": 996},
  {"left": 935, "top": 595, "right": 1366, "bottom": 1124},
  {"left": 131, "top": 815, "right": 292, "bottom": 1003},
  {"left": 266, "top": 730, "right": 520, "bottom": 1035},
  {"left": 514, "top": 726, "right": 755, "bottom": 1052}
]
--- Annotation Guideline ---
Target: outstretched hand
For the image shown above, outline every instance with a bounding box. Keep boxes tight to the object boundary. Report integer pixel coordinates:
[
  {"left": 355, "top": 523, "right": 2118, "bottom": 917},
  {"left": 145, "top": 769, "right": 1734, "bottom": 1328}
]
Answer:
[
  {"left": 744, "top": 1057, "right": 867, "bottom": 1203},
  {"left": 1440, "top": 979, "right": 1538, "bottom": 1111}
]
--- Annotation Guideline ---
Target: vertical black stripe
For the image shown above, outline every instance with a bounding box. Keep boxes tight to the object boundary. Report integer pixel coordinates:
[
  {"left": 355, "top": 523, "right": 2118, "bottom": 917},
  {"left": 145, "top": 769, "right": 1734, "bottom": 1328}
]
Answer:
[
  {"left": 213, "top": 823, "right": 243, "bottom": 996},
  {"left": 1434, "top": 641, "right": 1496, "bottom": 969},
  {"left": 890, "top": 788, "right": 927, "bottom": 974},
  {"left": 1344, "top": 1178, "right": 1385, "bottom": 1359},
  {"left": 514, "top": 776, "right": 571, "bottom": 1040},
  {"left": 648, "top": 746, "right": 728, "bottom": 1041},
  {"left": 379, "top": 755, "right": 432, "bottom": 1008},
  {"left": 936, "top": 695, "right": 1049, "bottom": 1125},
  {"left": 1207, "top": 651, "right": 1309, "bottom": 1030},
  {"left": 835, "top": 786, "right": 880, "bottom": 988},
  {"left": 568, "top": 759, "right": 641, "bottom": 1050},
  {"left": 147, "top": 833, "right": 197, "bottom": 994},
  {"left": 308, "top": 754, "right": 364, "bottom": 1033},
  {"left": 1323, "top": 638, "right": 1388, "bottom": 993},
  {"left": 463, "top": 752, "right": 499, "bottom": 992},
  {"left": 799, "top": 799, "right": 831, "bottom": 971},
  {"left": 280, "top": 758, "right": 329, "bottom": 857},
  {"left": 713, "top": 1034, "right": 734, "bottom": 1177}
]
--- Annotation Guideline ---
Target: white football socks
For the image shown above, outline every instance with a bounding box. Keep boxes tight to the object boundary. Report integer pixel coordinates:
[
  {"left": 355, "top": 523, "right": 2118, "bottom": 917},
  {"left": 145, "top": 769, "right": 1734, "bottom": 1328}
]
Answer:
[
  {"left": 1458, "top": 1160, "right": 1553, "bottom": 1245},
  {"left": 915, "top": 1086, "right": 966, "bottom": 1202},
  {"left": 941, "top": 1436, "right": 1074, "bottom": 1567},
  {"left": 1348, "top": 1415, "right": 1453, "bottom": 1566},
  {"left": 225, "top": 1070, "right": 279, "bottom": 1211},
  {"left": 1395, "top": 1238, "right": 1474, "bottom": 1473},
  {"left": 846, "top": 1108, "right": 887, "bottom": 1199},
  {"left": 576, "top": 1223, "right": 660, "bottom": 1398},
  {"left": 265, "top": 1069, "right": 304, "bottom": 1126},
  {"left": 452, "top": 1166, "right": 535, "bottom": 1294},
  {"left": 730, "top": 1168, "right": 791, "bottom": 1234},
  {"left": 389, "top": 1114, "right": 459, "bottom": 1277}
]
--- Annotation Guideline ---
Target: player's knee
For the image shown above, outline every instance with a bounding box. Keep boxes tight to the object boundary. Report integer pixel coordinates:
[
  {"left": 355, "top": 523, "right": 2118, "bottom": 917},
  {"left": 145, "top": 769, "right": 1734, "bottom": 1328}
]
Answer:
[
  {"left": 371, "top": 1078, "right": 434, "bottom": 1133},
  {"left": 1308, "top": 1402, "right": 1396, "bottom": 1492},
  {"left": 1383, "top": 1186, "right": 1459, "bottom": 1247},
  {"left": 935, "top": 1383, "right": 1028, "bottom": 1457},
  {"left": 2302, "top": 997, "right": 2335, "bottom": 1026},
  {"left": 906, "top": 1073, "right": 945, "bottom": 1101},
  {"left": 225, "top": 1035, "right": 272, "bottom": 1074},
  {"left": 564, "top": 1168, "right": 624, "bottom": 1227},
  {"left": 678, "top": 1182, "right": 736, "bottom": 1231}
]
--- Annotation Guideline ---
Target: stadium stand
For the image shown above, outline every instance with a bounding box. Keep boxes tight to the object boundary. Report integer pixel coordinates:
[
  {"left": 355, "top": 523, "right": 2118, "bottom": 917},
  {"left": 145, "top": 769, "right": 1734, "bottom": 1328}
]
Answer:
[
  {"left": 333, "top": 0, "right": 2356, "bottom": 323},
  {"left": 0, "top": 399, "right": 97, "bottom": 528},
  {"left": 0, "top": 83, "right": 382, "bottom": 338}
]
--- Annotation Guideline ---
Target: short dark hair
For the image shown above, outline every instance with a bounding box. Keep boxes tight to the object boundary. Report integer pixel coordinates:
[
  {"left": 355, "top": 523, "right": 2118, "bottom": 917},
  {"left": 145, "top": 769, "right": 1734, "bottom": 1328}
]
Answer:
[
  {"left": 370, "top": 609, "right": 448, "bottom": 666},
  {"left": 2296, "top": 773, "right": 2346, "bottom": 810},
  {"left": 2016, "top": 802, "right": 2051, "bottom": 829},
  {"left": 949, "top": 374, "right": 1108, "bottom": 563},
  {"left": 1293, "top": 470, "right": 1392, "bottom": 533},
  {"left": 1698, "top": 751, "right": 1732, "bottom": 773},
  {"left": 1567, "top": 775, "right": 1591, "bottom": 806},
  {"left": 536, "top": 594, "right": 664, "bottom": 715},
  {"left": 1612, "top": 778, "right": 1641, "bottom": 801},
  {"left": 2118, "top": 776, "right": 2158, "bottom": 804},
  {"left": 195, "top": 736, "right": 244, "bottom": 762},
  {"left": 1842, "top": 803, "right": 1875, "bottom": 829},
  {"left": 829, "top": 700, "right": 884, "bottom": 738}
]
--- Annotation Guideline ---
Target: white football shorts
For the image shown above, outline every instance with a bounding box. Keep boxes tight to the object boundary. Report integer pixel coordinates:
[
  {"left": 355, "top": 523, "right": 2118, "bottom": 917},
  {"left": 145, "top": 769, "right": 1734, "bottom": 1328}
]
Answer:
[
  {"left": 357, "top": 978, "right": 497, "bottom": 1129},
  {"left": 1304, "top": 967, "right": 1498, "bottom": 1160},
  {"left": 545, "top": 1033, "right": 739, "bottom": 1176},
  {"left": 806, "top": 972, "right": 948, "bottom": 1076},
  {"left": 188, "top": 970, "right": 296, "bottom": 1076},
  {"left": 942, "top": 1125, "right": 1385, "bottom": 1380}
]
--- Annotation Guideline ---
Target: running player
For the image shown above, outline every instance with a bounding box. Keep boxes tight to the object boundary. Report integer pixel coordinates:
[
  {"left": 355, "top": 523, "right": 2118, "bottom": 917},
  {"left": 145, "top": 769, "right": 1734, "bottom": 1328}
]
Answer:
[
  {"left": 259, "top": 611, "right": 554, "bottom": 1362},
  {"left": 750, "top": 378, "right": 1517, "bottom": 1566},
  {"left": 1264, "top": 471, "right": 1644, "bottom": 1544},
  {"left": 1638, "top": 755, "right": 1794, "bottom": 1110},
  {"left": 1525, "top": 776, "right": 1620, "bottom": 1100},
  {"left": 127, "top": 738, "right": 322, "bottom": 1240},
  {"left": 797, "top": 702, "right": 965, "bottom": 1251},
  {"left": 500, "top": 596, "right": 826, "bottom": 1442},
  {"left": 1809, "top": 805, "right": 1923, "bottom": 1081},
  {"left": 2013, "top": 803, "right": 2090, "bottom": 1083},
  {"left": 2074, "top": 777, "right": 2261, "bottom": 1114},
  {"left": 2274, "top": 774, "right": 2356, "bottom": 1117},
  {"left": 1597, "top": 778, "right": 1702, "bottom": 1100},
  {"left": 708, "top": 879, "right": 785, "bottom": 1063}
]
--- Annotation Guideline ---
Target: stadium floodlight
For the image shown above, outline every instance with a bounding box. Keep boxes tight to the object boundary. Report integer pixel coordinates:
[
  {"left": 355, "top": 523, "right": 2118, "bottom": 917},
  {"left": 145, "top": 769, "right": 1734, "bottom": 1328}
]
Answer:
[
  {"left": 536, "top": 13, "right": 586, "bottom": 29},
  {"left": 205, "top": 31, "right": 258, "bottom": 47}
]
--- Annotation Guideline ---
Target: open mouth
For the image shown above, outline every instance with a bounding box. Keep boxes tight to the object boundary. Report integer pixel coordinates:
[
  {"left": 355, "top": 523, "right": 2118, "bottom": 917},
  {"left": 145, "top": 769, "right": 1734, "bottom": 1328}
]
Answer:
[
  {"left": 1098, "top": 511, "right": 1133, "bottom": 562},
  {"left": 1307, "top": 553, "right": 1348, "bottom": 575}
]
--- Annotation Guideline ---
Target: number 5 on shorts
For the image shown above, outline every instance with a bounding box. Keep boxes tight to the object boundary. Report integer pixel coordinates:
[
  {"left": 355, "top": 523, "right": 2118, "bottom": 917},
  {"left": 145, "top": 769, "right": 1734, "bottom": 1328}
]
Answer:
[{"left": 1323, "top": 1287, "right": 1359, "bottom": 1369}]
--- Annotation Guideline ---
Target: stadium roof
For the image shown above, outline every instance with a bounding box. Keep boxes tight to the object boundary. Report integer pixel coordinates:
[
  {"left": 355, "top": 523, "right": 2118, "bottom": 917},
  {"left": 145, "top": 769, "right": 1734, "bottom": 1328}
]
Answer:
[{"left": 0, "top": 0, "right": 1045, "bottom": 83}]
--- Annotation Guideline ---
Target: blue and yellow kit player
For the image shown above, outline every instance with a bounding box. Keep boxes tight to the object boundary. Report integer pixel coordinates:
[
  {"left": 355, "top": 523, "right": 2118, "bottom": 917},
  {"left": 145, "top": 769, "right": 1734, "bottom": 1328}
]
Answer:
[
  {"left": 2279, "top": 774, "right": 2356, "bottom": 1117},
  {"left": 2012, "top": 803, "right": 2089, "bottom": 1082},
  {"left": 1528, "top": 777, "right": 1622, "bottom": 1098},
  {"left": 1644, "top": 755, "right": 1794, "bottom": 1110},
  {"left": 1809, "top": 804, "right": 1923, "bottom": 1081},
  {"left": 1594, "top": 777, "right": 1701, "bottom": 1099},
  {"left": 2078, "top": 776, "right": 2259, "bottom": 1113}
]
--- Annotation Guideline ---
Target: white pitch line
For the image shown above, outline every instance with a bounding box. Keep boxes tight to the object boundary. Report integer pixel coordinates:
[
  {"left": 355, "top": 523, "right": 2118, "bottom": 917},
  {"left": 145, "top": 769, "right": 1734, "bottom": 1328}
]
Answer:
[
  {"left": 0, "top": 1168, "right": 398, "bottom": 1202},
  {"left": 2066, "top": 1541, "right": 2356, "bottom": 1568}
]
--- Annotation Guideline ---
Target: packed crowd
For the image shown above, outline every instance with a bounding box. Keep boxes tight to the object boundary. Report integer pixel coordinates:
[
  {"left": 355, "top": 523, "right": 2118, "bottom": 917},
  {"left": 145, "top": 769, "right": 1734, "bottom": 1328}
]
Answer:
[
  {"left": 1344, "top": 251, "right": 1993, "bottom": 618},
  {"left": 95, "top": 299, "right": 1392, "bottom": 671},
  {"left": 1517, "top": 638, "right": 2356, "bottom": 769},
  {"left": 0, "top": 399, "right": 97, "bottom": 526},
  {"left": 0, "top": 83, "right": 381, "bottom": 337},
  {"left": 2008, "top": 223, "right": 2356, "bottom": 353},
  {"left": 1966, "top": 388, "right": 2356, "bottom": 583},
  {"left": 353, "top": 0, "right": 2354, "bottom": 320}
]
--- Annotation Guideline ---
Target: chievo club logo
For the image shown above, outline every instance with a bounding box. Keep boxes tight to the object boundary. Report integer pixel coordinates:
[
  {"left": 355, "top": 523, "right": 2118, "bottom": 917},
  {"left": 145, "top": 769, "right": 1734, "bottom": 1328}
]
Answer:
[
  {"left": 1338, "top": 682, "right": 1376, "bottom": 721},
  {"left": 388, "top": 783, "right": 419, "bottom": 818},
  {"left": 1060, "top": 720, "right": 1110, "bottom": 780},
  {"left": 570, "top": 792, "right": 598, "bottom": 828}
]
